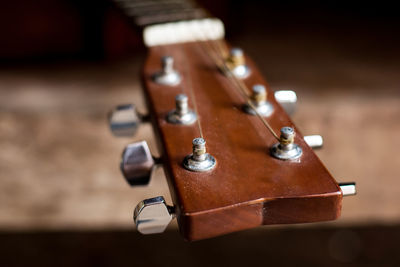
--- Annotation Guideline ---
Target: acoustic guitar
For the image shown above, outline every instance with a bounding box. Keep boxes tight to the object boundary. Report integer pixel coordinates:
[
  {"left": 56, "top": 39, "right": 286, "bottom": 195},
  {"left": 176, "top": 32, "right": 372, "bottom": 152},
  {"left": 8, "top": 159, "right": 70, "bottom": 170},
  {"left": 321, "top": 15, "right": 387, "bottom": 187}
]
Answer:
[{"left": 108, "top": 0, "right": 356, "bottom": 241}]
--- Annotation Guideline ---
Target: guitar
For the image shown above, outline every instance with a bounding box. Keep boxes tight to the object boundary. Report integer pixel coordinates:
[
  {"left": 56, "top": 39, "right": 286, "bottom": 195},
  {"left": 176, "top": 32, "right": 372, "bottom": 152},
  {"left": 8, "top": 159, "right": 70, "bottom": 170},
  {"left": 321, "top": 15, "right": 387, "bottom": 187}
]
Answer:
[{"left": 108, "top": 0, "right": 356, "bottom": 241}]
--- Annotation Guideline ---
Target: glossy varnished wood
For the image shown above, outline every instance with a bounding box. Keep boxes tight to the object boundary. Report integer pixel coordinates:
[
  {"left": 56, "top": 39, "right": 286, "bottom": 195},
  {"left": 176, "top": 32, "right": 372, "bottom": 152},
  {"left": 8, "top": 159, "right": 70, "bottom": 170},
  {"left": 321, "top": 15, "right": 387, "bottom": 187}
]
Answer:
[{"left": 142, "top": 41, "right": 342, "bottom": 241}]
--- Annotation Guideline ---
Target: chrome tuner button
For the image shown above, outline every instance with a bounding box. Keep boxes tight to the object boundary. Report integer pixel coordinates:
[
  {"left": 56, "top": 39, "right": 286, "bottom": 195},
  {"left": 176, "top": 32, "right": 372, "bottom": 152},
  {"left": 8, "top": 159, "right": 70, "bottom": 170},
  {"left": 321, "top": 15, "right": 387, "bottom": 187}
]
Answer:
[
  {"left": 152, "top": 56, "right": 181, "bottom": 86},
  {"left": 134, "top": 196, "right": 175, "bottom": 234},
  {"left": 274, "top": 90, "right": 297, "bottom": 115},
  {"left": 243, "top": 84, "right": 274, "bottom": 117},
  {"left": 339, "top": 182, "right": 357, "bottom": 196},
  {"left": 227, "top": 48, "right": 250, "bottom": 79},
  {"left": 271, "top": 127, "right": 302, "bottom": 160},
  {"left": 304, "top": 135, "right": 324, "bottom": 149},
  {"left": 183, "top": 138, "right": 216, "bottom": 172},
  {"left": 121, "top": 141, "right": 157, "bottom": 186},
  {"left": 109, "top": 104, "right": 145, "bottom": 137},
  {"left": 166, "top": 94, "right": 197, "bottom": 125}
]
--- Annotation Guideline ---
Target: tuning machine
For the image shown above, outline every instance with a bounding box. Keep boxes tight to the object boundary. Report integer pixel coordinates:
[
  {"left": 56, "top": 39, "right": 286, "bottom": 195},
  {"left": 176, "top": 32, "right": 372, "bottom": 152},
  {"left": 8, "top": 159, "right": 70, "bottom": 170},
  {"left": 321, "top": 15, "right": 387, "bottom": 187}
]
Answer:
[
  {"left": 271, "top": 128, "right": 325, "bottom": 159},
  {"left": 226, "top": 48, "right": 250, "bottom": 79},
  {"left": 134, "top": 196, "right": 175, "bottom": 234},
  {"left": 121, "top": 142, "right": 176, "bottom": 234},
  {"left": 109, "top": 104, "right": 149, "bottom": 137},
  {"left": 166, "top": 94, "right": 197, "bottom": 125},
  {"left": 121, "top": 141, "right": 160, "bottom": 186},
  {"left": 304, "top": 135, "right": 324, "bottom": 149},
  {"left": 273, "top": 90, "right": 324, "bottom": 149},
  {"left": 339, "top": 182, "right": 356, "bottom": 196},
  {"left": 243, "top": 84, "right": 274, "bottom": 117},
  {"left": 152, "top": 56, "right": 181, "bottom": 86}
]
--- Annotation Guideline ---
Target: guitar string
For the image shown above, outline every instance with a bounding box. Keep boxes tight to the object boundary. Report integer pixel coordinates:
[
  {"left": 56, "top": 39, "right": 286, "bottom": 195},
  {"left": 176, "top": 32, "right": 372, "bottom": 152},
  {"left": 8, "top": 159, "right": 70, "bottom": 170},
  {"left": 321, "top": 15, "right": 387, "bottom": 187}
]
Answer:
[
  {"left": 158, "top": 44, "right": 204, "bottom": 139},
  {"left": 198, "top": 38, "right": 280, "bottom": 141},
  {"left": 218, "top": 42, "right": 280, "bottom": 140},
  {"left": 212, "top": 39, "right": 281, "bottom": 141},
  {"left": 162, "top": 43, "right": 204, "bottom": 139},
  {"left": 182, "top": 44, "right": 204, "bottom": 139}
]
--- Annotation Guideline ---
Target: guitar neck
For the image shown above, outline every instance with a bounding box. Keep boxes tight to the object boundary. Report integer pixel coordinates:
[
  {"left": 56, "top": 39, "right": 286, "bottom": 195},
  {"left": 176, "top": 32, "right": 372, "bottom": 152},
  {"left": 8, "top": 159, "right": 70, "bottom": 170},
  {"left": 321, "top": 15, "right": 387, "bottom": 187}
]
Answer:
[
  {"left": 113, "top": 0, "right": 208, "bottom": 27},
  {"left": 141, "top": 42, "right": 342, "bottom": 240}
]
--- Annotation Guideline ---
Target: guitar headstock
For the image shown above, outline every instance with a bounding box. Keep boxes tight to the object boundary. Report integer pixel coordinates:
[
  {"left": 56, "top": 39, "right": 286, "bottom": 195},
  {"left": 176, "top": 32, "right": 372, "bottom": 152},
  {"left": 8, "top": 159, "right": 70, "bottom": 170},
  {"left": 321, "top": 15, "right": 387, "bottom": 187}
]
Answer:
[{"left": 108, "top": 19, "right": 355, "bottom": 241}]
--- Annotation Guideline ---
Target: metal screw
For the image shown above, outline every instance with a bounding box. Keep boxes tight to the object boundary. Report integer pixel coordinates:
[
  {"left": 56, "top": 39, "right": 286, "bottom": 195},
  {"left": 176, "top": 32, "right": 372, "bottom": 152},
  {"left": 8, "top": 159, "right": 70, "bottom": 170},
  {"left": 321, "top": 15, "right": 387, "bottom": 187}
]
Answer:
[
  {"left": 175, "top": 94, "right": 189, "bottom": 116},
  {"left": 192, "top": 138, "right": 206, "bottom": 161},
  {"left": 252, "top": 84, "right": 267, "bottom": 105}
]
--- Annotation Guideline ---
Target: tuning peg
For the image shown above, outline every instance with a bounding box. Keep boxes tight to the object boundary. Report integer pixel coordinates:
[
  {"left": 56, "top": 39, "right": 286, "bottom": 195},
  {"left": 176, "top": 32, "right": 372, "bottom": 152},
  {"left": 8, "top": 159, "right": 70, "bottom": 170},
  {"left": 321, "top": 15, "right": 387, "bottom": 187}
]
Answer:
[
  {"left": 121, "top": 141, "right": 159, "bottom": 186},
  {"left": 152, "top": 56, "right": 181, "bottom": 86},
  {"left": 304, "top": 135, "right": 324, "bottom": 149},
  {"left": 109, "top": 104, "right": 149, "bottom": 137},
  {"left": 227, "top": 48, "right": 250, "bottom": 79},
  {"left": 274, "top": 90, "right": 297, "bottom": 115},
  {"left": 134, "top": 196, "right": 175, "bottom": 234},
  {"left": 243, "top": 84, "right": 274, "bottom": 117},
  {"left": 339, "top": 182, "right": 356, "bottom": 196},
  {"left": 271, "top": 127, "right": 303, "bottom": 160}
]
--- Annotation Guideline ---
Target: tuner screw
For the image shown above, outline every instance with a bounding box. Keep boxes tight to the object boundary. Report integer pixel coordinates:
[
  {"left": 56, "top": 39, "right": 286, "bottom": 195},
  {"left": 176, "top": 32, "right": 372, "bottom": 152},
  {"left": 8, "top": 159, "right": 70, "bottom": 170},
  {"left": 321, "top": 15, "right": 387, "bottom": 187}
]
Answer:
[
  {"left": 227, "top": 48, "right": 250, "bottom": 79},
  {"left": 166, "top": 94, "right": 197, "bottom": 125},
  {"left": 183, "top": 138, "right": 216, "bottom": 172},
  {"left": 270, "top": 127, "right": 303, "bottom": 160},
  {"left": 243, "top": 84, "right": 274, "bottom": 117},
  {"left": 153, "top": 56, "right": 181, "bottom": 86}
]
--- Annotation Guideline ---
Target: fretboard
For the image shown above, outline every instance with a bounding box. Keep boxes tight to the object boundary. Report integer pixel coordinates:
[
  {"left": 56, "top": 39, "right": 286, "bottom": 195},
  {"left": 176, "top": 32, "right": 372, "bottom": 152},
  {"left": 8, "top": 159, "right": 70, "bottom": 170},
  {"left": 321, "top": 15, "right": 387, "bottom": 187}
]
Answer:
[{"left": 114, "top": 0, "right": 208, "bottom": 27}]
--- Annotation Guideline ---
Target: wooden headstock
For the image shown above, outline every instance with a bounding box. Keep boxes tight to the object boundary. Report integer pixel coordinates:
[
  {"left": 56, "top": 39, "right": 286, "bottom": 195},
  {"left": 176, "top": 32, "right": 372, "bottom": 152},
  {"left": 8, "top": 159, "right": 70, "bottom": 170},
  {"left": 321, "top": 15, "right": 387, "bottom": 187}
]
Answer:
[
  {"left": 122, "top": 41, "right": 346, "bottom": 241},
  {"left": 108, "top": 0, "right": 355, "bottom": 241}
]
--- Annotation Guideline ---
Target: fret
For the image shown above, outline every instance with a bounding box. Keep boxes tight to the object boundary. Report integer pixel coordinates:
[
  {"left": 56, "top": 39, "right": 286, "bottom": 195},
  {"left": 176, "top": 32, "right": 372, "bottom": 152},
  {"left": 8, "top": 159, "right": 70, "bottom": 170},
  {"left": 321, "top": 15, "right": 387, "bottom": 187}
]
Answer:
[
  {"left": 114, "top": 0, "right": 207, "bottom": 27},
  {"left": 134, "top": 9, "right": 206, "bottom": 26},
  {"left": 123, "top": 2, "right": 194, "bottom": 14}
]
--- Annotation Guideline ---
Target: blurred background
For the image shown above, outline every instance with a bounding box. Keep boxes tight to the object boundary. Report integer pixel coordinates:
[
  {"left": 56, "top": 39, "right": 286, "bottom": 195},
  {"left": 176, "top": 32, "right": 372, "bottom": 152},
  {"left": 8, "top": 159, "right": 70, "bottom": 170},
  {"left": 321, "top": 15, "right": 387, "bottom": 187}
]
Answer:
[{"left": 0, "top": 0, "right": 399, "bottom": 266}]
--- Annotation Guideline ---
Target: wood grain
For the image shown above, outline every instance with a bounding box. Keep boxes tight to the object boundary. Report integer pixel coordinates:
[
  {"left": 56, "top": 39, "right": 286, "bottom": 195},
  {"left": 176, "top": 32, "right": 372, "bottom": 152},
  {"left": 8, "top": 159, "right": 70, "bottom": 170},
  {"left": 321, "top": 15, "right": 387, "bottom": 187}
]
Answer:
[{"left": 142, "top": 41, "right": 342, "bottom": 241}]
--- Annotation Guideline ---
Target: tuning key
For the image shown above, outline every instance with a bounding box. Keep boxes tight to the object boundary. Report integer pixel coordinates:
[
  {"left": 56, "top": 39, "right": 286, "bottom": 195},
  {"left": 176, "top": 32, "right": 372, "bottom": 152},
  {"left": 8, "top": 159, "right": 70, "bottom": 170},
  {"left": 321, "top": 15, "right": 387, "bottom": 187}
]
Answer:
[
  {"left": 339, "top": 182, "right": 356, "bottom": 196},
  {"left": 121, "top": 141, "right": 159, "bottom": 186},
  {"left": 274, "top": 90, "right": 297, "bottom": 115},
  {"left": 109, "top": 104, "right": 148, "bottom": 137},
  {"left": 134, "top": 196, "right": 175, "bottom": 234},
  {"left": 304, "top": 135, "right": 324, "bottom": 149}
]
